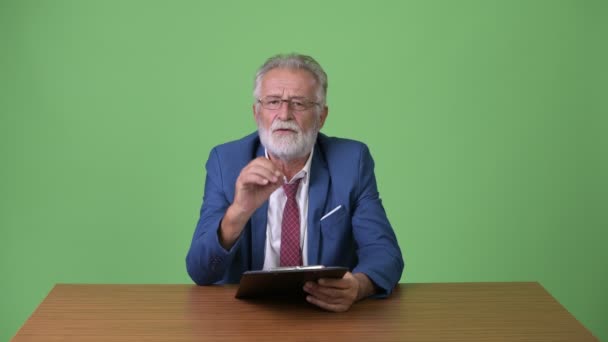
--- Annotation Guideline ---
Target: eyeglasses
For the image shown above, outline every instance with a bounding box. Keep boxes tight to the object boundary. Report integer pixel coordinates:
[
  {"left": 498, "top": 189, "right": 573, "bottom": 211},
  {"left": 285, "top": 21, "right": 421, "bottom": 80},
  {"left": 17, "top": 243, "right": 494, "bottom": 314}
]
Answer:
[{"left": 257, "top": 96, "right": 320, "bottom": 111}]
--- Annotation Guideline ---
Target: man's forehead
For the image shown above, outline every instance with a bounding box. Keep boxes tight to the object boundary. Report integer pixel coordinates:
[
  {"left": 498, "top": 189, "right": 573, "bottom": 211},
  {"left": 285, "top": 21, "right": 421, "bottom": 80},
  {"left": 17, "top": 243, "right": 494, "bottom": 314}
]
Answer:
[{"left": 260, "top": 68, "right": 317, "bottom": 94}]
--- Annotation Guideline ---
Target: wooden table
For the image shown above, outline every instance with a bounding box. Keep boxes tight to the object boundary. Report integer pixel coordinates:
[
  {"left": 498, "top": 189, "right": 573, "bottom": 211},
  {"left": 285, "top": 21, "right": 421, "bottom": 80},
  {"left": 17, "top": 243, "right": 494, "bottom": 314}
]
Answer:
[{"left": 12, "top": 282, "right": 597, "bottom": 341}]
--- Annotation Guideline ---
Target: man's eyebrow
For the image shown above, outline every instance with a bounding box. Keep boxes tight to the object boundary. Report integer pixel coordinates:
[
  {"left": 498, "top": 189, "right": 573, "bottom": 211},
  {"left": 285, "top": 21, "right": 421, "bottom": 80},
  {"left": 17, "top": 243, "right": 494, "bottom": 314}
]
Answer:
[
  {"left": 261, "top": 94, "right": 283, "bottom": 99},
  {"left": 262, "top": 95, "right": 309, "bottom": 100}
]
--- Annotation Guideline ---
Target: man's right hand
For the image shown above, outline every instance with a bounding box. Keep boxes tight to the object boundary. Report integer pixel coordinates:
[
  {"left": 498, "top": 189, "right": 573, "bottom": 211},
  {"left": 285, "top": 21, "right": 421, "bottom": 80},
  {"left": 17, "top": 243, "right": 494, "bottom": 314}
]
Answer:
[{"left": 218, "top": 157, "right": 284, "bottom": 249}]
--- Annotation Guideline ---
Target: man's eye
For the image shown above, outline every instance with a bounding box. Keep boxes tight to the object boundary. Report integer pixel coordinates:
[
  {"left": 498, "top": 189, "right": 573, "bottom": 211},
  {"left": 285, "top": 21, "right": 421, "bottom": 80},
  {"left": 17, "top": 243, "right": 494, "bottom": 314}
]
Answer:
[
  {"left": 292, "top": 101, "right": 305, "bottom": 107},
  {"left": 267, "top": 100, "right": 281, "bottom": 105}
]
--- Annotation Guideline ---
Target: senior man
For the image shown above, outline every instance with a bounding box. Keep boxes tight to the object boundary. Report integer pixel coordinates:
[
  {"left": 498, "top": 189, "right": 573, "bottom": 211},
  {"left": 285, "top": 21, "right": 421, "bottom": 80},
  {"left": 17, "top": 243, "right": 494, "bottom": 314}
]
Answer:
[{"left": 186, "top": 53, "right": 403, "bottom": 312}]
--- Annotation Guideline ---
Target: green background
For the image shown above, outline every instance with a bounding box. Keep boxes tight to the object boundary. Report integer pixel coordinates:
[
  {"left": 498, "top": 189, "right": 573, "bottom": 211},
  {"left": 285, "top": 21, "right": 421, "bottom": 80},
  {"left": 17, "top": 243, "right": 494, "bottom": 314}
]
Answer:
[{"left": 1, "top": 0, "right": 606, "bottom": 340}]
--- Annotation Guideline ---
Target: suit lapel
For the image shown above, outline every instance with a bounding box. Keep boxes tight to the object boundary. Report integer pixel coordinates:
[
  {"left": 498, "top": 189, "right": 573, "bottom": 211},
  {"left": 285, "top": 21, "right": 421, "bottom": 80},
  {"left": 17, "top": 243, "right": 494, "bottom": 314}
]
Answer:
[
  {"left": 307, "top": 143, "right": 329, "bottom": 266},
  {"left": 250, "top": 143, "right": 267, "bottom": 270}
]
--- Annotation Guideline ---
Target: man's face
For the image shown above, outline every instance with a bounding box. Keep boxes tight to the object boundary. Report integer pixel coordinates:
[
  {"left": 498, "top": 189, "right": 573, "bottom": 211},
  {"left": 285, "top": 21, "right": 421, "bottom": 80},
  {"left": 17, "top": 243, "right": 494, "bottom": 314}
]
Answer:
[{"left": 254, "top": 68, "right": 328, "bottom": 161}]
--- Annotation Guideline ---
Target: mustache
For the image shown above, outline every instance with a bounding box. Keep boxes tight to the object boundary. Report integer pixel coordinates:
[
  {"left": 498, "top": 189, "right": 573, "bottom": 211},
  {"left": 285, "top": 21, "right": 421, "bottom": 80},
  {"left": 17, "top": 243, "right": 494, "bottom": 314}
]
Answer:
[{"left": 271, "top": 120, "right": 301, "bottom": 133}]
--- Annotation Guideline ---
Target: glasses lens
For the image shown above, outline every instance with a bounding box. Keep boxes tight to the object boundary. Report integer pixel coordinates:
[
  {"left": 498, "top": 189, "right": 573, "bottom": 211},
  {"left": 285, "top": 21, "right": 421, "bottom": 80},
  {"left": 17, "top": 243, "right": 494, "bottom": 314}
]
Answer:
[
  {"left": 262, "top": 97, "right": 281, "bottom": 110},
  {"left": 291, "top": 99, "right": 307, "bottom": 111}
]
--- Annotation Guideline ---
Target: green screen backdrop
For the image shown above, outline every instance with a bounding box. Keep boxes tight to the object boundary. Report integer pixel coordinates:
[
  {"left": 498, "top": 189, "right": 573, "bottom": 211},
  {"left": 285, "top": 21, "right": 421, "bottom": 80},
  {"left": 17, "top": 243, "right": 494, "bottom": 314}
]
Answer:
[{"left": 1, "top": 0, "right": 606, "bottom": 340}]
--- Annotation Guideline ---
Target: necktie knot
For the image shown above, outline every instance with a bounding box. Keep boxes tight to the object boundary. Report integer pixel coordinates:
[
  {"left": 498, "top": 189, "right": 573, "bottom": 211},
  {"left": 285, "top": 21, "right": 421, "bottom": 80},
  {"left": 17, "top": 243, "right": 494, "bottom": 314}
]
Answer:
[{"left": 282, "top": 178, "right": 301, "bottom": 199}]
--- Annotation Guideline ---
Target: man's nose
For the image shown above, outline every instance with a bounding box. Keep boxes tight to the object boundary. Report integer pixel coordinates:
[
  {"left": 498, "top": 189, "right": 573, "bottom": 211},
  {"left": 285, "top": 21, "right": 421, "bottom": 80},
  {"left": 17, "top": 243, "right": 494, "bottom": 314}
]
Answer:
[{"left": 276, "top": 100, "right": 294, "bottom": 120}]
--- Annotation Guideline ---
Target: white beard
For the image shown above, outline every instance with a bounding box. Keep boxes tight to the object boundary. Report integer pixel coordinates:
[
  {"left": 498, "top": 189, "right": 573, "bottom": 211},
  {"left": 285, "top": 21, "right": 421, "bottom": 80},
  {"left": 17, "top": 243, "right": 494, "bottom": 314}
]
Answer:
[{"left": 257, "top": 118, "right": 319, "bottom": 161}]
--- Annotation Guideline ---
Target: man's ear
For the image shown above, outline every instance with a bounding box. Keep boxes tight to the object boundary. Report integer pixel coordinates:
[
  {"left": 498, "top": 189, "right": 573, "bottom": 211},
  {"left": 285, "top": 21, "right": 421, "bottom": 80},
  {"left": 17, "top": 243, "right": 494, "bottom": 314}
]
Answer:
[
  {"left": 252, "top": 104, "right": 258, "bottom": 120},
  {"left": 318, "top": 106, "right": 329, "bottom": 129}
]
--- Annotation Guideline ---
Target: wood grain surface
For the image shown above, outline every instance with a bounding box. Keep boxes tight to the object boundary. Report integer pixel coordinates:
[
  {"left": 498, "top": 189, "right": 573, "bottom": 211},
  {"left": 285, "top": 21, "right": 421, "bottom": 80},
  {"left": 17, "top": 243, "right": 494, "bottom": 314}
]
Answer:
[{"left": 12, "top": 282, "right": 598, "bottom": 341}]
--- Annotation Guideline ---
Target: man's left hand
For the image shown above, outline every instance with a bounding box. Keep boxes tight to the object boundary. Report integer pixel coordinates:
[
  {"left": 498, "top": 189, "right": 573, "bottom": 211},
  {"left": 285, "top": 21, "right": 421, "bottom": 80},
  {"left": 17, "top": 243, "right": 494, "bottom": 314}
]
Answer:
[{"left": 303, "top": 272, "right": 373, "bottom": 312}]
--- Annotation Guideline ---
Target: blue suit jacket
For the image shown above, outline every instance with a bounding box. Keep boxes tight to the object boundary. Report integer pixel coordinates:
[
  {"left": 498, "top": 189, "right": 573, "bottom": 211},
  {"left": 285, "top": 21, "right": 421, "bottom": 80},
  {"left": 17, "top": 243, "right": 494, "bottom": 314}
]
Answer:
[{"left": 186, "top": 132, "right": 404, "bottom": 296}]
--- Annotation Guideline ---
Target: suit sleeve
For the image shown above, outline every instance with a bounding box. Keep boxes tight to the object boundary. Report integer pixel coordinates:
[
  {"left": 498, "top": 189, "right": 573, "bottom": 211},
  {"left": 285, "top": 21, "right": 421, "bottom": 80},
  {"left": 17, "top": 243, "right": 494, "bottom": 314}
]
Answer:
[
  {"left": 186, "top": 147, "right": 243, "bottom": 285},
  {"left": 351, "top": 145, "right": 404, "bottom": 297}
]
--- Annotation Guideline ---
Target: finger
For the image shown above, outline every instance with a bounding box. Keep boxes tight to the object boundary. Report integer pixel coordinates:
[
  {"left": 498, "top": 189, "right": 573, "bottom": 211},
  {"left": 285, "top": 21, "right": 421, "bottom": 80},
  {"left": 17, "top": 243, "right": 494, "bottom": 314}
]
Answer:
[
  {"left": 240, "top": 160, "right": 286, "bottom": 184},
  {"left": 244, "top": 168, "right": 284, "bottom": 186},
  {"left": 306, "top": 295, "right": 348, "bottom": 313},
  {"left": 305, "top": 288, "right": 343, "bottom": 304},
  {"left": 251, "top": 157, "right": 284, "bottom": 178},
  {"left": 313, "top": 286, "right": 346, "bottom": 302},
  {"left": 243, "top": 167, "right": 282, "bottom": 184},
  {"left": 239, "top": 172, "right": 278, "bottom": 186},
  {"left": 318, "top": 277, "right": 351, "bottom": 289},
  {"left": 303, "top": 283, "right": 345, "bottom": 304}
]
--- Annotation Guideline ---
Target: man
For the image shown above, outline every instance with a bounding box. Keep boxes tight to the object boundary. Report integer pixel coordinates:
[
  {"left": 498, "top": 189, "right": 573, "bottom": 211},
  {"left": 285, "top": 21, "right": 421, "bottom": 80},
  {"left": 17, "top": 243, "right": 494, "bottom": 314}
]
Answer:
[{"left": 186, "top": 53, "right": 403, "bottom": 312}]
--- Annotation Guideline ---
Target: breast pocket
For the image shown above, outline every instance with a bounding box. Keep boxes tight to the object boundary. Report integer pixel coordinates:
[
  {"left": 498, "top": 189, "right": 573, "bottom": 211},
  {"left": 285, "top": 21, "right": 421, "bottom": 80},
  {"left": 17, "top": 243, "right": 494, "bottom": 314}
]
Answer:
[{"left": 320, "top": 205, "right": 348, "bottom": 239}]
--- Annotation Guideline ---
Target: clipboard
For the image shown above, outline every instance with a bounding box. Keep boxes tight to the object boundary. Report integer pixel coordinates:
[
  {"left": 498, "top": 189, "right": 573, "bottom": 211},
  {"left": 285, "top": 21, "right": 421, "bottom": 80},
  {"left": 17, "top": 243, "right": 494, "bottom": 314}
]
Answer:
[{"left": 235, "top": 265, "right": 348, "bottom": 299}]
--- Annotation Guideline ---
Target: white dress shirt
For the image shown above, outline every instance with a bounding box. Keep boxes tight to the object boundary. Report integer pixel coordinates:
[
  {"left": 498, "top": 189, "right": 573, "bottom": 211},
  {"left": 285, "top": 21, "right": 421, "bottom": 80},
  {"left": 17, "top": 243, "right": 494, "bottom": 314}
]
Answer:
[{"left": 262, "top": 149, "right": 314, "bottom": 270}]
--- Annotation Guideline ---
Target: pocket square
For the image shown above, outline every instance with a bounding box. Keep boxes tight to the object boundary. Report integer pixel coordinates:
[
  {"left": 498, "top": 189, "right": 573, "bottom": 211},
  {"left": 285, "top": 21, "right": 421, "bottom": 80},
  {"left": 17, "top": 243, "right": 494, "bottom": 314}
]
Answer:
[{"left": 320, "top": 205, "right": 343, "bottom": 221}]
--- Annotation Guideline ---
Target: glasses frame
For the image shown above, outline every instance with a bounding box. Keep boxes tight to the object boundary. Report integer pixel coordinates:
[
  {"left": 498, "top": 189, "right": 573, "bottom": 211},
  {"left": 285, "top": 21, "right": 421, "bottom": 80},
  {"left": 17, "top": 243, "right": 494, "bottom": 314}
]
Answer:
[{"left": 257, "top": 96, "right": 321, "bottom": 111}]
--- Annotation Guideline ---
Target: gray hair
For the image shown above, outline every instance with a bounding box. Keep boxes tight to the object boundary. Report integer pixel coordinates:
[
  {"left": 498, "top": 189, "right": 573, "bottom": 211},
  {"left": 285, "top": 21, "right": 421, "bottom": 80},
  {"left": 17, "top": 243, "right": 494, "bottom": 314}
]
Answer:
[{"left": 253, "top": 53, "right": 328, "bottom": 107}]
